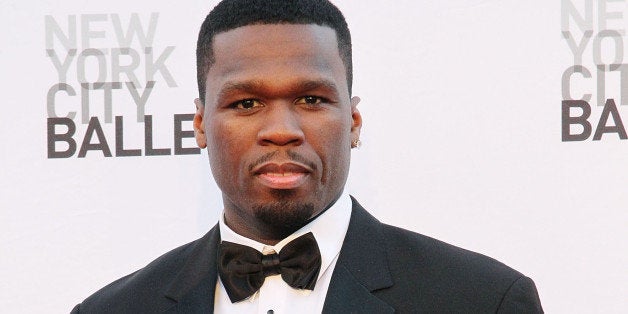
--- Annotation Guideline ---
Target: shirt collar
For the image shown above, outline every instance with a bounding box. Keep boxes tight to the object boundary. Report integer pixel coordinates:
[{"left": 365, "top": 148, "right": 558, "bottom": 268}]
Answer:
[{"left": 219, "top": 190, "right": 352, "bottom": 280}]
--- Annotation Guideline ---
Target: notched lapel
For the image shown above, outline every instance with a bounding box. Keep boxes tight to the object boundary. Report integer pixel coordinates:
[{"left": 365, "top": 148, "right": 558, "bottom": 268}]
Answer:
[
  {"left": 323, "top": 197, "right": 395, "bottom": 313},
  {"left": 160, "top": 199, "right": 393, "bottom": 313},
  {"left": 323, "top": 265, "right": 394, "bottom": 313},
  {"left": 162, "top": 226, "right": 221, "bottom": 313}
]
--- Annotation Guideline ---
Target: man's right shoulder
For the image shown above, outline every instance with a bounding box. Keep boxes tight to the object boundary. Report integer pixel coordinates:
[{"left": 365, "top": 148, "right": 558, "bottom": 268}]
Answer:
[{"left": 71, "top": 231, "right": 211, "bottom": 314}]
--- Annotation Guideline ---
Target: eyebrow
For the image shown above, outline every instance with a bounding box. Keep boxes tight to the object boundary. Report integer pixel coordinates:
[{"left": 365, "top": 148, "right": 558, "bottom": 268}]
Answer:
[{"left": 217, "top": 78, "right": 339, "bottom": 101}]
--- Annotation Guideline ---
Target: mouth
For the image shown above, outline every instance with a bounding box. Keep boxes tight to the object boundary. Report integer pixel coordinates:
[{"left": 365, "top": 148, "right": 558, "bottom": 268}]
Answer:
[{"left": 253, "top": 162, "right": 312, "bottom": 189}]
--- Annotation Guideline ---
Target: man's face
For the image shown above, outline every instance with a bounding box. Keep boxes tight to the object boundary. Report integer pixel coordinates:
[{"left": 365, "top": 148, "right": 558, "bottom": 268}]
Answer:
[{"left": 194, "top": 24, "right": 361, "bottom": 241}]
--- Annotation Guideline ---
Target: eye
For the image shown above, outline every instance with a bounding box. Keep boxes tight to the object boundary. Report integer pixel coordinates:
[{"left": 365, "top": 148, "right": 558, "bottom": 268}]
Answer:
[
  {"left": 230, "top": 99, "right": 263, "bottom": 110},
  {"left": 294, "top": 96, "right": 326, "bottom": 107}
]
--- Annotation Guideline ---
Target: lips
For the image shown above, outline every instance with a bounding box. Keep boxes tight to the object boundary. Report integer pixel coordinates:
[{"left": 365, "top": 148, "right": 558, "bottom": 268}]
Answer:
[{"left": 253, "top": 162, "right": 312, "bottom": 189}]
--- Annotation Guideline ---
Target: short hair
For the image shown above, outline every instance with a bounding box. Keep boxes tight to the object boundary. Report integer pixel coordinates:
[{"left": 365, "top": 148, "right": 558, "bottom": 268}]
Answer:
[{"left": 196, "top": 0, "right": 353, "bottom": 103}]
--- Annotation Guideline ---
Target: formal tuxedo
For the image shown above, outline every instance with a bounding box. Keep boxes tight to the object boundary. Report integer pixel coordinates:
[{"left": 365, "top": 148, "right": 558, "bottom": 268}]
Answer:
[{"left": 72, "top": 198, "right": 543, "bottom": 313}]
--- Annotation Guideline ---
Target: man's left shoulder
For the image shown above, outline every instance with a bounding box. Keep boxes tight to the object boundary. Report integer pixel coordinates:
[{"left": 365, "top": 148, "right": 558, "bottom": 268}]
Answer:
[
  {"left": 378, "top": 223, "right": 543, "bottom": 312},
  {"left": 381, "top": 223, "right": 522, "bottom": 280}
]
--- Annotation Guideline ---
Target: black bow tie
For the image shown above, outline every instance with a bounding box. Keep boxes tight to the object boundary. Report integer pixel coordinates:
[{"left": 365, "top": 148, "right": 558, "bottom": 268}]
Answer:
[{"left": 217, "top": 232, "right": 322, "bottom": 303}]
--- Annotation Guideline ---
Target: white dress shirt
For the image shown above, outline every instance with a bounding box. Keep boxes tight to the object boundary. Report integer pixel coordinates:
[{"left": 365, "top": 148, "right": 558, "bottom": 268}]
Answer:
[{"left": 214, "top": 191, "right": 352, "bottom": 314}]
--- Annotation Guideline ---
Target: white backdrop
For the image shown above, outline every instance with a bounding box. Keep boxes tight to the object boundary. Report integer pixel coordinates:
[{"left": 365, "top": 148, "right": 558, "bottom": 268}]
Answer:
[{"left": 1, "top": 0, "right": 626, "bottom": 313}]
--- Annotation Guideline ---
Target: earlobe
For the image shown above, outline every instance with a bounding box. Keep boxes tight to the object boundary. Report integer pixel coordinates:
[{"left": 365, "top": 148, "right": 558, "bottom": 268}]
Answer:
[
  {"left": 193, "top": 98, "right": 207, "bottom": 148},
  {"left": 350, "top": 96, "right": 362, "bottom": 140}
]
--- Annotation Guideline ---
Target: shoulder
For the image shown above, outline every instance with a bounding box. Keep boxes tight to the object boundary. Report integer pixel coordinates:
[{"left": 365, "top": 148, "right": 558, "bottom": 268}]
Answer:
[
  {"left": 381, "top": 223, "right": 521, "bottom": 281},
  {"left": 72, "top": 234, "right": 207, "bottom": 314},
  {"left": 347, "top": 198, "right": 542, "bottom": 312},
  {"left": 377, "top": 223, "right": 543, "bottom": 312},
  {"left": 348, "top": 199, "right": 524, "bottom": 283}
]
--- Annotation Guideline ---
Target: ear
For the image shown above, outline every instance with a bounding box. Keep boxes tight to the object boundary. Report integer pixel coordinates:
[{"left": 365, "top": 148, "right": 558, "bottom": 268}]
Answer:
[
  {"left": 193, "top": 98, "right": 207, "bottom": 148},
  {"left": 350, "top": 96, "right": 362, "bottom": 142}
]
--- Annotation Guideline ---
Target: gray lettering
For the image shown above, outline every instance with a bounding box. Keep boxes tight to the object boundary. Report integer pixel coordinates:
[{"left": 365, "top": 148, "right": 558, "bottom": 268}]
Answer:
[
  {"left": 619, "top": 64, "right": 628, "bottom": 106},
  {"left": 46, "top": 49, "right": 77, "bottom": 83},
  {"left": 562, "top": 65, "right": 592, "bottom": 102},
  {"left": 115, "top": 116, "right": 142, "bottom": 156},
  {"left": 593, "top": 98, "right": 628, "bottom": 140},
  {"left": 562, "top": 31, "right": 593, "bottom": 65},
  {"left": 77, "top": 48, "right": 108, "bottom": 83},
  {"left": 174, "top": 114, "right": 201, "bottom": 155},
  {"left": 593, "top": 30, "right": 624, "bottom": 67},
  {"left": 80, "top": 82, "right": 122, "bottom": 124},
  {"left": 111, "top": 48, "right": 141, "bottom": 87},
  {"left": 562, "top": 100, "right": 592, "bottom": 141},
  {"left": 144, "top": 115, "right": 171, "bottom": 156},
  {"left": 81, "top": 14, "right": 107, "bottom": 49},
  {"left": 111, "top": 13, "right": 159, "bottom": 48},
  {"left": 598, "top": 0, "right": 626, "bottom": 35},
  {"left": 597, "top": 65, "right": 608, "bottom": 107},
  {"left": 47, "top": 83, "right": 77, "bottom": 119},
  {"left": 561, "top": 0, "right": 593, "bottom": 33},
  {"left": 78, "top": 116, "right": 112, "bottom": 157},
  {"left": 81, "top": 83, "right": 90, "bottom": 124},
  {"left": 145, "top": 46, "right": 177, "bottom": 87},
  {"left": 93, "top": 82, "right": 123, "bottom": 123},
  {"left": 45, "top": 15, "right": 77, "bottom": 50},
  {"left": 47, "top": 117, "right": 77, "bottom": 158},
  {"left": 126, "top": 81, "right": 156, "bottom": 122}
]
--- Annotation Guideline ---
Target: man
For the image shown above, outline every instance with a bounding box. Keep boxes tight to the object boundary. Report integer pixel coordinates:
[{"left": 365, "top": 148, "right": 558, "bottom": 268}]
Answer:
[{"left": 72, "top": 0, "right": 543, "bottom": 313}]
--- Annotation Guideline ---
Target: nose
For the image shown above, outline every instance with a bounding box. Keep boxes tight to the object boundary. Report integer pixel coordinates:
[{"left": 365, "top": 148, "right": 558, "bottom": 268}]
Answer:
[{"left": 257, "top": 104, "right": 304, "bottom": 146}]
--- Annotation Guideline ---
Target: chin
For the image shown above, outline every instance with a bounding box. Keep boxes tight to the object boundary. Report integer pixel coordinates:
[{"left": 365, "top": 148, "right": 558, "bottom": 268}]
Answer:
[{"left": 252, "top": 193, "right": 316, "bottom": 239}]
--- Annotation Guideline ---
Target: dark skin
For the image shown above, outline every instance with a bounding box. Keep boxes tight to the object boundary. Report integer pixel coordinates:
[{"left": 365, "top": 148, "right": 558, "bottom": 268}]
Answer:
[{"left": 194, "top": 24, "right": 361, "bottom": 245}]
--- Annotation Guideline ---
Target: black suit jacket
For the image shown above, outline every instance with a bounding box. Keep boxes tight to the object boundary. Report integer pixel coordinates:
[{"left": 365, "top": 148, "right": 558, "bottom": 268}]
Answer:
[{"left": 72, "top": 198, "right": 543, "bottom": 313}]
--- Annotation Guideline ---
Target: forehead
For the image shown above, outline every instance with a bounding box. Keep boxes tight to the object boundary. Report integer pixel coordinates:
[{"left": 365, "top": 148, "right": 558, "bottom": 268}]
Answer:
[{"left": 206, "top": 24, "right": 348, "bottom": 97}]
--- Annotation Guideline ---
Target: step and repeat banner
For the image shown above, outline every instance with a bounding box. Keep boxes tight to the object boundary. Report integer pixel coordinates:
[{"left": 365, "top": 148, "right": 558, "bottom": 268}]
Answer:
[{"left": 1, "top": 0, "right": 626, "bottom": 313}]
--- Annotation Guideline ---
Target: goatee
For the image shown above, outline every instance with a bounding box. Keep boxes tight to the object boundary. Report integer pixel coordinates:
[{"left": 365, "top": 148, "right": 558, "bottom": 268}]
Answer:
[{"left": 252, "top": 190, "right": 315, "bottom": 239}]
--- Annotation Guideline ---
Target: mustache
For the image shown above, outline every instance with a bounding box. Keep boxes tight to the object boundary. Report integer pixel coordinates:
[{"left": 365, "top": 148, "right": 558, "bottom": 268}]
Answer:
[{"left": 248, "top": 150, "right": 317, "bottom": 173}]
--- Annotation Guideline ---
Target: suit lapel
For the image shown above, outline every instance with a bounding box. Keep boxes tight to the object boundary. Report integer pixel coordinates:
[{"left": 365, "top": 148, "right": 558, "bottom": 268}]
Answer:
[
  {"left": 158, "top": 198, "right": 393, "bottom": 313},
  {"left": 163, "top": 225, "right": 221, "bottom": 313},
  {"left": 323, "top": 197, "right": 395, "bottom": 313}
]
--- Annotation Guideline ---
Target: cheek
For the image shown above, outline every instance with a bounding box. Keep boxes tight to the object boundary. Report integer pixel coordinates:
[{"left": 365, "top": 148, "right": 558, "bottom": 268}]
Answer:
[
  {"left": 310, "top": 115, "right": 352, "bottom": 182},
  {"left": 206, "top": 121, "right": 226, "bottom": 159},
  {"left": 318, "top": 113, "right": 352, "bottom": 149},
  {"left": 205, "top": 119, "right": 250, "bottom": 183}
]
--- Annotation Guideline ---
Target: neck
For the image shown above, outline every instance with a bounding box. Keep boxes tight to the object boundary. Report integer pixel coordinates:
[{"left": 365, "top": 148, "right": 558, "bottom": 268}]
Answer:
[
  {"left": 223, "top": 195, "right": 342, "bottom": 245},
  {"left": 222, "top": 191, "right": 344, "bottom": 245}
]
